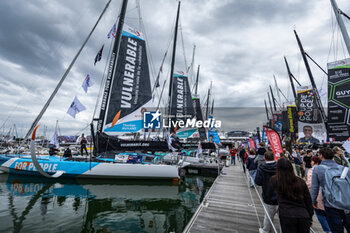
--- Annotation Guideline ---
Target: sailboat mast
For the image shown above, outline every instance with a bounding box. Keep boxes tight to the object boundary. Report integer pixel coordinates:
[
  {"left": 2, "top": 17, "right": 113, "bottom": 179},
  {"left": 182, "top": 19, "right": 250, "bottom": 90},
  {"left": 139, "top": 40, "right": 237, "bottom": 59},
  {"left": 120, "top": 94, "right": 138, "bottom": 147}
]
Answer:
[
  {"left": 264, "top": 99, "right": 270, "bottom": 121},
  {"left": 194, "top": 65, "right": 200, "bottom": 95},
  {"left": 269, "top": 85, "right": 277, "bottom": 111},
  {"left": 330, "top": 0, "right": 350, "bottom": 55},
  {"left": 206, "top": 88, "right": 210, "bottom": 119},
  {"left": 188, "top": 44, "right": 196, "bottom": 77},
  {"left": 294, "top": 30, "right": 327, "bottom": 122},
  {"left": 168, "top": 1, "right": 181, "bottom": 100},
  {"left": 167, "top": 1, "right": 181, "bottom": 133},
  {"left": 273, "top": 75, "right": 281, "bottom": 105},
  {"left": 268, "top": 92, "right": 274, "bottom": 115},
  {"left": 97, "top": 0, "right": 128, "bottom": 133}
]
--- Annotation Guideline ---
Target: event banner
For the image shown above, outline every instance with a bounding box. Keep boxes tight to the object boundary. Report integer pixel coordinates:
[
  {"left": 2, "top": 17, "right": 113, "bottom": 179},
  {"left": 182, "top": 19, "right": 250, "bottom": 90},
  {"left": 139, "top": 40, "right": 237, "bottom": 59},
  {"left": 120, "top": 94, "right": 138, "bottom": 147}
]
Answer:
[
  {"left": 297, "top": 86, "right": 326, "bottom": 143},
  {"left": 263, "top": 126, "right": 282, "bottom": 160},
  {"left": 327, "top": 58, "right": 350, "bottom": 141},
  {"left": 272, "top": 113, "right": 282, "bottom": 135},
  {"left": 287, "top": 105, "right": 298, "bottom": 135},
  {"left": 248, "top": 138, "right": 256, "bottom": 150}
]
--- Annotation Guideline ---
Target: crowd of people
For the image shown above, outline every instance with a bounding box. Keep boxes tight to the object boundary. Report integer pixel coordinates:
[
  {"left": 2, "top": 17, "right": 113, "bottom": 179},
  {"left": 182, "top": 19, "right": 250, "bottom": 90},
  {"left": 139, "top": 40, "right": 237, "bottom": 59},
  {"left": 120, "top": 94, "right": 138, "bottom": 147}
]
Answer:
[{"left": 229, "top": 143, "right": 350, "bottom": 233}]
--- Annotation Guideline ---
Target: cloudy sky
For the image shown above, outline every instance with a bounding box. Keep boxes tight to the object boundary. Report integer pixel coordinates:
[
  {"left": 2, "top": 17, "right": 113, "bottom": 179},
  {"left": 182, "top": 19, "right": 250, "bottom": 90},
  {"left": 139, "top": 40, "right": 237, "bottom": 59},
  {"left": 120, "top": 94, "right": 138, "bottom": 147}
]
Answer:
[{"left": 0, "top": 0, "right": 349, "bottom": 138}]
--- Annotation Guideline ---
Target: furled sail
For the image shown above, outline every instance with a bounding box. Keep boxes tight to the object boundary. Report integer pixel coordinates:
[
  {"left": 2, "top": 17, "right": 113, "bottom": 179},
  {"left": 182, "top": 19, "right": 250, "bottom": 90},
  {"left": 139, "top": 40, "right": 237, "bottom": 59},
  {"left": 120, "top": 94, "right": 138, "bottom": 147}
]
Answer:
[
  {"left": 192, "top": 97, "right": 207, "bottom": 140},
  {"left": 103, "top": 24, "right": 152, "bottom": 133},
  {"left": 169, "top": 73, "right": 195, "bottom": 132}
]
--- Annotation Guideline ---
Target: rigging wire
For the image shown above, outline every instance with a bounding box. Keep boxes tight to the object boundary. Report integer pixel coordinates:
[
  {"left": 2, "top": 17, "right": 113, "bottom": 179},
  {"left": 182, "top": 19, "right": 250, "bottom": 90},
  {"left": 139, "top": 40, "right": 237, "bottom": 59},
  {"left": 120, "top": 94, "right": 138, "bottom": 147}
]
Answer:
[
  {"left": 92, "top": 36, "right": 115, "bottom": 120},
  {"left": 179, "top": 16, "right": 190, "bottom": 83},
  {"left": 136, "top": 0, "right": 174, "bottom": 104},
  {"left": 0, "top": 1, "right": 96, "bottom": 134},
  {"left": 136, "top": 1, "right": 164, "bottom": 102}
]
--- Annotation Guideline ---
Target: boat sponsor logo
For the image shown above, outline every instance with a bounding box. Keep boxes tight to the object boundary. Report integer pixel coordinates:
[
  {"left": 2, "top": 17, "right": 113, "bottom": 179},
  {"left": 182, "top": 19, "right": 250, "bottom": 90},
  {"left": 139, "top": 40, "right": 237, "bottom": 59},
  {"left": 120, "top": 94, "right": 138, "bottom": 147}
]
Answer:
[
  {"left": 14, "top": 161, "right": 58, "bottom": 173},
  {"left": 143, "top": 110, "right": 161, "bottom": 129},
  {"left": 120, "top": 142, "right": 150, "bottom": 147}
]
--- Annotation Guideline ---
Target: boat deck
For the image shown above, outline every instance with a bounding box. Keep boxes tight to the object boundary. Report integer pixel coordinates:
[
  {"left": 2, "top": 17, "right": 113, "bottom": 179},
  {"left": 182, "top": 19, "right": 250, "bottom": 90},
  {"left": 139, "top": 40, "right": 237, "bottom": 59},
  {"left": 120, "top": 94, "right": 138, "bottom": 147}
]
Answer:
[{"left": 183, "top": 162, "right": 323, "bottom": 233}]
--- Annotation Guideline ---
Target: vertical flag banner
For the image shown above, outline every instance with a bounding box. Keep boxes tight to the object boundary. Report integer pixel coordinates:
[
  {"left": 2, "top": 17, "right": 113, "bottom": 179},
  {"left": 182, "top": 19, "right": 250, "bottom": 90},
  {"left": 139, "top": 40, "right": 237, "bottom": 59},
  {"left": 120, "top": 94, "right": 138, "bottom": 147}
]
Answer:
[
  {"left": 297, "top": 86, "right": 326, "bottom": 143},
  {"left": 287, "top": 105, "right": 298, "bottom": 137},
  {"left": 272, "top": 113, "right": 282, "bottom": 135},
  {"left": 94, "top": 45, "right": 104, "bottom": 65},
  {"left": 263, "top": 126, "right": 282, "bottom": 160},
  {"left": 107, "top": 23, "right": 116, "bottom": 39},
  {"left": 67, "top": 96, "right": 86, "bottom": 118},
  {"left": 248, "top": 138, "right": 256, "bottom": 150},
  {"left": 166, "top": 131, "right": 177, "bottom": 152},
  {"left": 207, "top": 116, "right": 221, "bottom": 145},
  {"left": 50, "top": 131, "right": 59, "bottom": 148},
  {"left": 82, "top": 74, "right": 94, "bottom": 93},
  {"left": 195, "top": 142, "right": 202, "bottom": 158},
  {"left": 327, "top": 58, "right": 350, "bottom": 141}
]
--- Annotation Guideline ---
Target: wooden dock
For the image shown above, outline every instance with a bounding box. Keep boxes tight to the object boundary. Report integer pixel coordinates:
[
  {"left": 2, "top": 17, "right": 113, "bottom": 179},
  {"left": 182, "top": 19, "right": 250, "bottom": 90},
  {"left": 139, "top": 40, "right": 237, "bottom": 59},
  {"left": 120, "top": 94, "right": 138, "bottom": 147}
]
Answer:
[{"left": 183, "top": 162, "right": 323, "bottom": 233}]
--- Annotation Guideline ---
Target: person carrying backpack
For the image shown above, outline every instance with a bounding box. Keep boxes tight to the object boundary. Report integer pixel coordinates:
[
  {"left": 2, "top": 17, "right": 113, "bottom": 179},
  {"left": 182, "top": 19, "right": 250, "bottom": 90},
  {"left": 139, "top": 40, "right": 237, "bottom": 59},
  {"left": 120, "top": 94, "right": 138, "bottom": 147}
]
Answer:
[
  {"left": 254, "top": 142, "right": 266, "bottom": 168},
  {"left": 239, "top": 146, "right": 246, "bottom": 173},
  {"left": 246, "top": 150, "right": 257, "bottom": 187},
  {"left": 311, "top": 147, "right": 350, "bottom": 233}
]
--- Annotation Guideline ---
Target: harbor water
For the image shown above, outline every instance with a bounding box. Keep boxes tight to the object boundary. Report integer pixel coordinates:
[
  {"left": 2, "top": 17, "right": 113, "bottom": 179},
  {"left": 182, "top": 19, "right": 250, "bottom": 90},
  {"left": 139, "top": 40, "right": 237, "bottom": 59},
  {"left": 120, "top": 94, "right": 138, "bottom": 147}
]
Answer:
[{"left": 0, "top": 173, "right": 215, "bottom": 233}]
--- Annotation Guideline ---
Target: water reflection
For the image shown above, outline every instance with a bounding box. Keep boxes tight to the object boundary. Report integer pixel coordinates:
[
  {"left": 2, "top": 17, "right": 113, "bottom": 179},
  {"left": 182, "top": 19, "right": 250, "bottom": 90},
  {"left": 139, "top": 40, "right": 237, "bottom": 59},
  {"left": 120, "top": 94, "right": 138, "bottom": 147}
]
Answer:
[{"left": 0, "top": 174, "right": 215, "bottom": 233}]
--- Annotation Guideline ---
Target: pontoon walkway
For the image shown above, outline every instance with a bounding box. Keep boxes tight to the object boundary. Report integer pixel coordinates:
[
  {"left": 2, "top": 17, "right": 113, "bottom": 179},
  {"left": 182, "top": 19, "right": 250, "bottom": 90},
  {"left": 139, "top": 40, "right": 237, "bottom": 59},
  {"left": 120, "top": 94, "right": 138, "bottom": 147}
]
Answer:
[{"left": 183, "top": 163, "right": 323, "bottom": 233}]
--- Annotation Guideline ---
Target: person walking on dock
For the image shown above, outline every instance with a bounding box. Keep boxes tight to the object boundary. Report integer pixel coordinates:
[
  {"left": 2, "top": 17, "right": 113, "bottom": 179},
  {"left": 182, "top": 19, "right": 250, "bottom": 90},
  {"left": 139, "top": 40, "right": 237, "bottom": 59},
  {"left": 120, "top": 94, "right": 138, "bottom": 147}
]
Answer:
[
  {"left": 293, "top": 148, "right": 303, "bottom": 178},
  {"left": 333, "top": 146, "right": 349, "bottom": 167},
  {"left": 230, "top": 146, "right": 237, "bottom": 165},
  {"left": 246, "top": 150, "right": 257, "bottom": 187},
  {"left": 306, "top": 156, "right": 331, "bottom": 233},
  {"left": 80, "top": 133, "right": 88, "bottom": 156},
  {"left": 255, "top": 142, "right": 266, "bottom": 168},
  {"left": 303, "top": 150, "right": 313, "bottom": 177},
  {"left": 239, "top": 146, "right": 246, "bottom": 173},
  {"left": 271, "top": 157, "right": 314, "bottom": 233},
  {"left": 311, "top": 148, "right": 350, "bottom": 233},
  {"left": 255, "top": 151, "right": 278, "bottom": 233}
]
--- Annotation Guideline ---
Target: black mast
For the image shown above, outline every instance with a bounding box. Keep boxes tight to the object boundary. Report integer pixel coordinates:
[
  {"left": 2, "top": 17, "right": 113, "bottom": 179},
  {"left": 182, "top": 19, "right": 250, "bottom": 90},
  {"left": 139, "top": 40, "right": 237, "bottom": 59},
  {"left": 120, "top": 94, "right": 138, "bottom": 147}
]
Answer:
[
  {"left": 206, "top": 88, "right": 210, "bottom": 119},
  {"left": 97, "top": 0, "right": 128, "bottom": 133},
  {"left": 167, "top": 1, "right": 181, "bottom": 133},
  {"left": 194, "top": 65, "right": 200, "bottom": 95},
  {"left": 168, "top": 2, "right": 181, "bottom": 104},
  {"left": 268, "top": 92, "right": 274, "bottom": 115},
  {"left": 294, "top": 30, "right": 327, "bottom": 122},
  {"left": 269, "top": 85, "right": 277, "bottom": 111},
  {"left": 264, "top": 99, "right": 270, "bottom": 121}
]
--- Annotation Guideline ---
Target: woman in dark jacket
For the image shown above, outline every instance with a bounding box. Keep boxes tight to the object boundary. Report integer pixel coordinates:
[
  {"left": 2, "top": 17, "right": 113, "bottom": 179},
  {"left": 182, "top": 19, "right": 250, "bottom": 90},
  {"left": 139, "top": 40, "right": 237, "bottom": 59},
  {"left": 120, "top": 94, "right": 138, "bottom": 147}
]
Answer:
[
  {"left": 270, "top": 158, "right": 314, "bottom": 233},
  {"left": 246, "top": 150, "right": 257, "bottom": 187}
]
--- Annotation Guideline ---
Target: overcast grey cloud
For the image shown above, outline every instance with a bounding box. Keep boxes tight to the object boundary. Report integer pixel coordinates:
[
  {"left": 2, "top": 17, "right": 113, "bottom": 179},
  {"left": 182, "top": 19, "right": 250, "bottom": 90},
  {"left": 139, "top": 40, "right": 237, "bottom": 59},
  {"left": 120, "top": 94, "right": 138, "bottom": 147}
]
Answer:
[{"left": 0, "top": 0, "right": 349, "bottom": 138}]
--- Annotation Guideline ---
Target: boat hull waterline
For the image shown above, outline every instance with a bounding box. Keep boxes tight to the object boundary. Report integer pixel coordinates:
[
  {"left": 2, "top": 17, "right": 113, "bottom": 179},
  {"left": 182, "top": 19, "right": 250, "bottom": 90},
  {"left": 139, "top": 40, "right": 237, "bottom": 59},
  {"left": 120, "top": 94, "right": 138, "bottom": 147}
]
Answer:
[{"left": 0, "top": 156, "right": 179, "bottom": 179}]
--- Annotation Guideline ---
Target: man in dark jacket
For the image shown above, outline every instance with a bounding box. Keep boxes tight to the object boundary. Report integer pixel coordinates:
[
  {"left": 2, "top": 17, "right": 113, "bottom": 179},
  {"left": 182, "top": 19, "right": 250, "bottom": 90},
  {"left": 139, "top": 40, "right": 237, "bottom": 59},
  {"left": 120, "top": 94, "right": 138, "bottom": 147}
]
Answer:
[
  {"left": 239, "top": 146, "right": 246, "bottom": 173},
  {"left": 254, "top": 142, "right": 266, "bottom": 168},
  {"left": 255, "top": 151, "right": 278, "bottom": 233}
]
